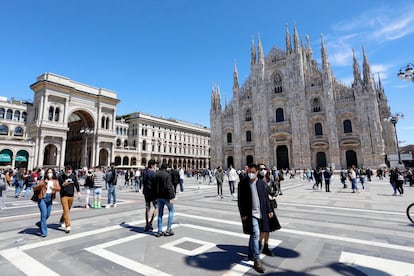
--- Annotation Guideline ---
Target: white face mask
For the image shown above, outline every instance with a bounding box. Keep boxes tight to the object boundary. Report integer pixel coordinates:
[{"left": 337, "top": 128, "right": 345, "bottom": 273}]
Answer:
[
  {"left": 47, "top": 173, "right": 53, "bottom": 179},
  {"left": 259, "top": 170, "right": 267, "bottom": 176},
  {"left": 248, "top": 172, "right": 257, "bottom": 180}
]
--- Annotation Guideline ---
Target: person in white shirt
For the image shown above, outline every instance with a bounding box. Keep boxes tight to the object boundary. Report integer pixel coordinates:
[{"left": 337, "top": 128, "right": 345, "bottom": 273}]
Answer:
[
  {"left": 228, "top": 165, "right": 238, "bottom": 197},
  {"left": 134, "top": 169, "right": 141, "bottom": 192},
  {"left": 178, "top": 167, "right": 185, "bottom": 192}
]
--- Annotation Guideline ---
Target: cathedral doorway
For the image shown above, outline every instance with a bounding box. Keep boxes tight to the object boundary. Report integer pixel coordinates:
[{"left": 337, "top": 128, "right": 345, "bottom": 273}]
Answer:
[
  {"left": 227, "top": 156, "right": 234, "bottom": 168},
  {"left": 316, "top": 152, "right": 327, "bottom": 168},
  {"left": 346, "top": 150, "right": 358, "bottom": 168},
  {"left": 276, "top": 145, "right": 289, "bottom": 169},
  {"left": 43, "top": 144, "right": 57, "bottom": 166},
  {"left": 65, "top": 111, "right": 95, "bottom": 169},
  {"left": 246, "top": 155, "right": 253, "bottom": 166},
  {"left": 99, "top": 149, "right": 109, "bottom": 167}
]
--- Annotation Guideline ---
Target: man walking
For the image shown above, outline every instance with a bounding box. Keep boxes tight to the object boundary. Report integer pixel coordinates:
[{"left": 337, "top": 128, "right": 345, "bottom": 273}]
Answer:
[
  {"left": 323, "top": 168, "right": 332, "bottom": 192},
  {"left": 215, "top": 166, "right": 224, "bottom": 198},
  {"left": 228, "top": 165, "right": 238, "bottom": 198},
  {"left": 106, "top": 163, "right": 117, "bottom": 208},
  {"left": 58, "top": 165, "right": 80, "bottom": 233},
  {"left": 237, "top": 163, "right": 273, "bottom": 273},
  {"left": 142, "top": 159, "right": 158, "bottom": 232},
  {"left": 152, "top": 163, "right": 175, "bottom": 237},
  {"left": 178, "top": 167, "right": 185, "bottom": 193}
]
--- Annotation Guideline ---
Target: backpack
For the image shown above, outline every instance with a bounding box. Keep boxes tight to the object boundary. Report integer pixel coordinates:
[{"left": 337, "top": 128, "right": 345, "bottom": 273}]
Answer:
[{"left": 27, "top": 173, "right": 35, "bottom": 183}]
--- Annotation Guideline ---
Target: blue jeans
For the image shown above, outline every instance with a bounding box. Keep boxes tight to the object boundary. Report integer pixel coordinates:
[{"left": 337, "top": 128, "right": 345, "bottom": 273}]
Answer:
[
  {"left": 108, "top": 185, "right": 116, "bottom": 204},
  {"left": 179, "top": 179, "right": 184, "bottom": 192},
  {"left": 248, "top": 217, "right": 260, "bottom": 261},
  {"left": 134, "top": 179, "right": 141, "bottom": 191},
  {"left": 24, "top": 182, "right": 35, "bottom": 198},
  {"left": 229, "top": 181, "right": 235, "bottom": 194},
  {"left": 157, "top": 198, "right": 174, "bottom": 233},
  {"left": 15, "top": 180, "right": 24, "bottom": 196},
  {"left": 38, "top": 193, "right": 53, "bottom": 236},
  {"left": 351, "top": 178, "right": 358, "bottom": 191}
]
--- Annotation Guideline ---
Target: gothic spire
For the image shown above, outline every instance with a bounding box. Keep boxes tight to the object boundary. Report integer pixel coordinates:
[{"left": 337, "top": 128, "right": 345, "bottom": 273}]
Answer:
[
  {"left": 251, "top": 35, "right": 256, "bottom": 65},
  {"left": 362, "top": 46, "right": 372, "bottom": 84},
  {"left": 293, "top": 22, "right": 300, "bottom": 52},
  {"left": 320, "top": 34, "right": 328, "bottom": 66},
  {"left": 258, "top": 33, "right": 264, "bottom": 64},
  {"left": 285, "top": 24, "right": 292, "bottom": 54},
  {"left": 352, "top": 48, "right": 361, "bottom": 83},
  {"left": 378, "top": 72, "right": 383, "bottom": 90},
  {"left": 233, "top": 60, "right": 239, "bottom": 89},
  {"left": 306, "top": 34, "right": 312, "bottom": 52}
]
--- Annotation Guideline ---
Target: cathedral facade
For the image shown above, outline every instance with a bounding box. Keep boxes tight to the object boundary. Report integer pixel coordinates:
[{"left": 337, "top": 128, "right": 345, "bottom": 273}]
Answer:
[{"left": 210, "top": 25, "right": 396, "bottom": 170}]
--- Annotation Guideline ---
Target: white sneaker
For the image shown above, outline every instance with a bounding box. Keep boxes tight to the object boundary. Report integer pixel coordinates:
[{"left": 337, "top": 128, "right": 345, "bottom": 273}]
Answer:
[
  {"left": 113, "top": 203, "right": 117, "bottom": 208},
  {"left": 60, "top": 222, "right": 66, "bottom": 228},
  {"left": 105, "top": 205, "right": 111, "bottom": 208},
  {"left": 65, "top": 226, "right": 71, "bottom": 233}
]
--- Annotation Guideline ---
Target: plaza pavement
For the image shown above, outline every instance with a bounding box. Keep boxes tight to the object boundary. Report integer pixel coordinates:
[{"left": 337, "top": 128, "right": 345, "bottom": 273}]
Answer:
[{"left": 0, "top": 174, "right": 413, "bottom": 275}]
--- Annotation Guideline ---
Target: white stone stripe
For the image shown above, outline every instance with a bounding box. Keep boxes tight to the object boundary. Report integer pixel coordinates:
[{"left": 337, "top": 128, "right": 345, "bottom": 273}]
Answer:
[
  {"left": 85, "top": 247, "right": 172, "bottom": 276},
  {"left": 18, "top": 219, "right": 146, "bottom": 251},
  {"left": 176, "top": 213, "right": 414, "bottom": 253},
  {"left": 0, "top": 248, "right": 60, "bottom": 276},
  {"left": 339, "top": 251, "right": 414, "bottom": 276},
  {"left": 280, "top": 202, "right": 405, "bottom": 216}
]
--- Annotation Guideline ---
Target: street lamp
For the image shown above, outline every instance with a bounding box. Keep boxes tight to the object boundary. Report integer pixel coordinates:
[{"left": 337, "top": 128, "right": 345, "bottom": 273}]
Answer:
[
  {"left": 384, "top": 113, "right": 404, "bottom": 164},
  {"left": 397, "top": 63, "right": 414, "bottom": 82},
  {"left": 80, "top": 128, "right": 94, "bottom": 169}
]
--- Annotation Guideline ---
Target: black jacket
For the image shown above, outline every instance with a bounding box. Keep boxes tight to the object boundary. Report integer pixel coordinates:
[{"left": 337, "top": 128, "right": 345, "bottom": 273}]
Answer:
[
  {"left": 152, "top": 168, "right": 175, "bottom": 199},
  {"left": 237, "top": 177, "right": 272, "bottom": 234},
  {"left": 58, "top": 172, "right": 80, "bottom": 197}
]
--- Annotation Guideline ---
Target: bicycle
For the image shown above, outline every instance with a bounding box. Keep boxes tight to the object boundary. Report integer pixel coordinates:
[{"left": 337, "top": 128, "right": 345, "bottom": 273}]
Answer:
[{"left": 407, "top": 203, "right": 414, "bottom": 224}]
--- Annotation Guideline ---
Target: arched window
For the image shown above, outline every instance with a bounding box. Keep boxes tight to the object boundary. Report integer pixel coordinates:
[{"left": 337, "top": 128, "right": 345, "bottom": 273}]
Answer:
[
  {"left": 133, "top": 140, "right": 137, "bottom": 148},
  {"left": 54, "top": 108, "right": 60, "bottom": 122},
  {"left": 274, "top": 73, "right": 283, "bottom": 93},
  {"left": 116, "top": 139, "right": 121, "bottom": 147},
  {"left": 0, "top": 125, "right": 8, "bottom": 135},
  {"left": 48, "top": 106, "right": 54, "bottom": 121},
  {"left": 0, "top": 108, "right": 4, "bottom": 119},
  {"left": 106, "top": 117, "right": 110, "bottom": 129},
  {"left": 312, "top": 98, "right": 321, "bottom": 112},
  {"left": 101, "top": 116, "right": 105, "bottom": 128},
  {"left": 22, "top": 112, "right": 27, "bottom": 122},
  {"left": 343, "top": 120, "right": 353, "bottom": 133},
  {"left": 276, "top": 108, "right": 284, "bottom": 122},
  {"left": 245, "top": 109, "right": 252, "bottom": 121},
  {"left": 246, "top": 130, "right": 252, "bottom": 142},
  {"left": 14, "top": 127, "right": 23, "bottom": 136},
  {"left": 14, "top": 110, "right": 20, "bottom": 121},
  {"left": 315, "top": 123, "right": 323, "bottom": 136},
  {"left": 142, "top": 140, "right": 147, "bottom": 151},
  {"left": 124, "top": 140, "right": 128, "bottom": 148},
  {"left": 142, "top": 128, "right": 145, "bottom": 136},
  {"left": 227, "top": 133, "right": 232, "bottom": 143},
  {"left": 6, "top": 109, "right": 12, "bottom": 120}
]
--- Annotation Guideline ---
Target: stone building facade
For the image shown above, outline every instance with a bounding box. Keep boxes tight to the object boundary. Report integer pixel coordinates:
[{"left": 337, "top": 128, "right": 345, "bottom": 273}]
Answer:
[
  {"left": 114, "top": 112, "right": 210, "bottom": 170},
  {"left": 0, "top": 72, "right": 210, "bottom": 170},
  {"left": 210, "top": 25, "right": 396, "bottom": 170}
]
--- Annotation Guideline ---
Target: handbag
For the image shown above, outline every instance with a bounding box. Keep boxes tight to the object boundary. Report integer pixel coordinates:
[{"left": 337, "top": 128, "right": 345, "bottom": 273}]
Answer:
[
  {"left": 270, "top": 199, "right": 278, "bottom": 209},
  {"left": 269, "top": 212, "right": 281, "bottom": 232},
  {"left": 31, "top": 189, "right": 40, "bottom": 202}
]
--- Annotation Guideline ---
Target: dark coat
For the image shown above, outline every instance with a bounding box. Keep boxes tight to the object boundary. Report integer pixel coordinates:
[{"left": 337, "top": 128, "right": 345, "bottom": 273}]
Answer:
[
  {"left": 152, "top": 168, "right": 175, "bottom": 200},
  {"left": 237, "top": 177, "right": 273, "bottom": 234},
  {"left": 58, "top": 172, "right": 79, "bottom": 197}
]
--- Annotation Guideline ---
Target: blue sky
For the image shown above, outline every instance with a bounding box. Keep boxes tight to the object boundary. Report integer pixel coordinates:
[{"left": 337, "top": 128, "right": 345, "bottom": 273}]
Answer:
[{"left": 1, "top": 0, "right": 413, "bottom": 144}]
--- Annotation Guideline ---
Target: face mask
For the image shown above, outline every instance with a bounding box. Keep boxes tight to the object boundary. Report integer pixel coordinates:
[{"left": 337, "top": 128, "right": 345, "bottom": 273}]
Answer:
[
  {"left": 248, "top": 172, "right": 257, "bottom": 180},
  {"left": 259, "top": 170, "right": 267, "bottom": 176},
  {"left": 47, "top": 173, "right": 53, "bottom": 178}
]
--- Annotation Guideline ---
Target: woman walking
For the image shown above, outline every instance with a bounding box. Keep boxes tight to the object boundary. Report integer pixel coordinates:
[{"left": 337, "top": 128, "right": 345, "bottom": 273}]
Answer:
[{"left": 33, "top": 169, "right": 60, "bottom": 237}]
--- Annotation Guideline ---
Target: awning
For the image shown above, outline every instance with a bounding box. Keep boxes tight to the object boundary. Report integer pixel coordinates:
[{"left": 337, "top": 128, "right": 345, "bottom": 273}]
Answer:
[
  {"left": 0, "top": 153, "right": 11, "bottom": 162},
  {"left": 15, "top": 155, "right": 27, "bottom": 162}
]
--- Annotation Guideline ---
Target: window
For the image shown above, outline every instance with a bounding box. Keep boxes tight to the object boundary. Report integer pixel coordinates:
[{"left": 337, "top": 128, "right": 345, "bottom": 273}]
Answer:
[
  {"left": 106, "top": 117, "right": 110, "bottom": 129},
  {"left": 314, "top": 123, "right": 323, "bottom": 136},
  {"left": 227, "top": 133, "right": 232, "bottom": 143},
  {"left": 0, "top": 125, "right": 8, "bottom": 135},
  {"left": 14, "top": 127, "right": 23, "bottom": 136},
  {"left": 14, "top": 110, "right": 20, "bottom": 121},
  {"left": 101, "top": 117, "right": 105, "bottom": 128},
  {"left": 343, "top": 120, "right": 353, "bottom": 133},
  {"left": 116, "top": 139, "right": 121, "bottom": 147},
  {"left": 276, "top": 108, "right": 284, "bottom": 122},
  {"left": 312, "top": 98, "right": 321, "bottom": 112},
  {"left": 245, "top": 109, "right": 252, "bottom": 121},
  {"left": 54, "top": 108, "right": 60, "bottom": 122},
  {"left": 0, "top": 108, "right": 4, "bottom": 119},
  {"left": 124, "top": 140, "right": 128, "bottom": 148},
  {"left": 142, "top": 140, "right": 147, "bottom": 151},
  {"left": 274, "top": 73, "right": 283, "bottom": 93},
  {"left": 246, "top": 130, "right": 252, "bottom": 142},
  {"left": 48, "top": 107, "right": 54, "bottom": 121},
  {"left": 6, "top": 109, "right": 12, "bottom": 120}
]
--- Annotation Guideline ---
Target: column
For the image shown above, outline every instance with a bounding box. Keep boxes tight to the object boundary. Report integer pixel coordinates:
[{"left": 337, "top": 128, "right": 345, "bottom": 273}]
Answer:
[{"left": 60, "top": 137, "right": 67, "bottom": 169}]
